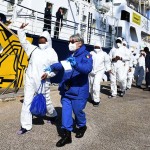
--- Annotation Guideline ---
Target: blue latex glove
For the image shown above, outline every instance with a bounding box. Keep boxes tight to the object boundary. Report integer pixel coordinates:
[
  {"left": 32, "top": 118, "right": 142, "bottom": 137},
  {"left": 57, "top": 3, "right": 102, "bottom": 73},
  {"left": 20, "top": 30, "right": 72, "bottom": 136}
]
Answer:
[
  {"left": 67, "top": 57, "right": 76, "bottom": 66},
  {"left": 44, "top": 66, "right": 52, "bottom": 73}
]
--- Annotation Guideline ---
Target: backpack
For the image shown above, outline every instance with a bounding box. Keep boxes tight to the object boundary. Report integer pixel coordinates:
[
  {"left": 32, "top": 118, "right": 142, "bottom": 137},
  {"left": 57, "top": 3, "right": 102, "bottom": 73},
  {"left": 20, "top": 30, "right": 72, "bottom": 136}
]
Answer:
[{"left": 30, "top": 82, "right": 47, "bottom": 116}]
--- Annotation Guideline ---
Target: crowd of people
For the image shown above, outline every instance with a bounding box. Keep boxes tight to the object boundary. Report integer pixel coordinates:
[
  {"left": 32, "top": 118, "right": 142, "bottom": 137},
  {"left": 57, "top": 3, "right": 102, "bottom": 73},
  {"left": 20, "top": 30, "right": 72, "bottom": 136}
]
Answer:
[{"left": 16, "top": 22, "right": 150, "bottom": 147}]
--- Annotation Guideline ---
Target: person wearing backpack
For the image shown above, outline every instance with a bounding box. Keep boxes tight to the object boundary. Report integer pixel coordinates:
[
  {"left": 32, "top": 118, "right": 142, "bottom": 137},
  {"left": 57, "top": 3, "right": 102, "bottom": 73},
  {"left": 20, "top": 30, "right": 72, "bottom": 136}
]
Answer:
[{"left": 17, "top": 23, "right": 58, "bottom": 135}]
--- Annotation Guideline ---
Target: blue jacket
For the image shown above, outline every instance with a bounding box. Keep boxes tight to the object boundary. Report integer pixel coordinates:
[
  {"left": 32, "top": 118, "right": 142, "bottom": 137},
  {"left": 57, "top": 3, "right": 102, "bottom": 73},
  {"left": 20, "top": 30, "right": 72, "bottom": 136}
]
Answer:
[{"left": 51, "top": 45, "right": 93, "bottom": 100}]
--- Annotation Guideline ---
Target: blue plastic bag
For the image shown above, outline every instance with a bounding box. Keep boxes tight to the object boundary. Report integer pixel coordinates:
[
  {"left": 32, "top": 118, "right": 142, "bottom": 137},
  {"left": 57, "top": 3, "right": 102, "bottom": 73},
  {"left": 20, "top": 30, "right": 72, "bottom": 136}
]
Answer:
[{"left": 30, "top": 82, "right": 47, "bottom": 116}]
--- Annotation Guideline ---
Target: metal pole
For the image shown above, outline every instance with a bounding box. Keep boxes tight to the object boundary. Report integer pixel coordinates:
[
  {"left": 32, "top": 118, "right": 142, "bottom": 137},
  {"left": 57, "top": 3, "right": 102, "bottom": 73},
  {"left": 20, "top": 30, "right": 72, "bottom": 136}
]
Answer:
[
  {"left": 58, "top": 19, "right": 62, "bottom": 39},
  {"left": 15, "top": 54, "right": 19, "bottom": 93},
  {"left": 1, "top": 79, "right": 17, "bottom": 95},
  {"left": 78, "top": 1, "right": 81, "bottom": 33},
  {"left": 12, "top": 0, "right": 18, "bottom": 23}
]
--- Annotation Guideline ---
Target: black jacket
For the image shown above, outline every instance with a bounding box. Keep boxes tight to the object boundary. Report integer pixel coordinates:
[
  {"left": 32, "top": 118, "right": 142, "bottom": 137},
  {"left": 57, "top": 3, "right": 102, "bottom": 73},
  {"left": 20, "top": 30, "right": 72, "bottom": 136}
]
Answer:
[
  {"left": 44, "top": 8, "right": 51, "bottom": 19},
  {"left": 56, "top": 11, "right": 63, "bottom": 21}
]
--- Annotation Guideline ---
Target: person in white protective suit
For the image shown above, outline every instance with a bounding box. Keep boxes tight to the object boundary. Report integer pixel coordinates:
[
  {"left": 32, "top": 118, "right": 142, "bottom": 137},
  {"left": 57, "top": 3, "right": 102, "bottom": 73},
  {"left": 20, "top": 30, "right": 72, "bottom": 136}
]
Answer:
[
  {"left": 122, "top": 40, "right": 131, "bottom": 90},
  {"left": 89, "top": 42, "right": 111, "bottom": 106},
  {"left": 126, "top": 48, "right": 137, "bottom": 90},
  {"left": 17, "top": 23, "right": 58, "bottom": 135},
  {"left": 134, "top": 50, "right": 146, "bottom": 88},
  {"left": 109, "top": 37, "right": 130, "bottom": 98}
]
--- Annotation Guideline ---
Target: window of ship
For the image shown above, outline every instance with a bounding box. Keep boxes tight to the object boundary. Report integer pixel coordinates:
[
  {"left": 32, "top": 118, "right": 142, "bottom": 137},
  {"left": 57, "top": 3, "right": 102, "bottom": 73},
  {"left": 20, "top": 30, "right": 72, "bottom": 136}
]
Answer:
[
  {"left": 9, "top": 0, "right": 14, "bottom": 4},
  {"left": 82, "top": 15, "right": 87, "bottom": 23},
  {"left": 121, "top": 10, "right": 130, "bottom": 22},
  {"left": 62, "top": 8, "right": 68, "bottom": 21},
  {"left": 84, "top": 0, "right": 91, "bottom": 3},
  {"left": 130, "top": 27, "right": 138, "bottom": 42},
  {"left": 106, "top": 0, "right": 112, "bottom": 2},
  {"left": 113, "top": 3, "right": 121, "bottom": 6},
  {"left": 115, "top": 27, "right": 122, "bottom": 37},
  {"left": 102, "top": 18, "right": 106, "bottom": 29},
  {"left": 141, "top": 31, "right": 150, "bottom": 43},
  {"left": 7, "top": 0, "right": 15, "bottom": 11},
  {"left": 92, "top": 19, "right": 96, "bottom": 28}
]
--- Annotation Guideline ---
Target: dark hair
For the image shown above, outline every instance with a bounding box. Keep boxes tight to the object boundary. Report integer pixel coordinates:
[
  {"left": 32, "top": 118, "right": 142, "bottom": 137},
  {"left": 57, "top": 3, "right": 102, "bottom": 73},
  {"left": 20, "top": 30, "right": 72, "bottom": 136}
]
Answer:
[
  {"left": 47, "top": 3, "right": 52, "bottom": 7},
  {"left": 57, "top": 7, "right": 63, "bottom": 12},
  {"left": 144, "top": 47, "right": 149, "bottom": 52}
]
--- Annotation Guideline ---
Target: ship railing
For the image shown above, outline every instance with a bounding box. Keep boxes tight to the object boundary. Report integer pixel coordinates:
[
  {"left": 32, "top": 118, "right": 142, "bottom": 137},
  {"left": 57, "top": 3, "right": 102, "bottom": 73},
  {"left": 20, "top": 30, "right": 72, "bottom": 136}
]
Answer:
[
  {"left": 2, "top": 0, "right": 114, "bottom": 47},
  {"left": 11, "top": 3, "right": 79, "bottom": 40},
  {"left": 0, "top": 53, "right": 19, "bottom": 95}
]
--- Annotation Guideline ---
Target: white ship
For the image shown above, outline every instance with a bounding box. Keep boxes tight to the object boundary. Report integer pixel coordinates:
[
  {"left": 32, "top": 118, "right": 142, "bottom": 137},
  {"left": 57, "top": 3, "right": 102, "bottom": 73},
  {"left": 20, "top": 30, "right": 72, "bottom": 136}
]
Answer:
[{"left": 0, "top": 0, "right": 150, "bottom": 89}]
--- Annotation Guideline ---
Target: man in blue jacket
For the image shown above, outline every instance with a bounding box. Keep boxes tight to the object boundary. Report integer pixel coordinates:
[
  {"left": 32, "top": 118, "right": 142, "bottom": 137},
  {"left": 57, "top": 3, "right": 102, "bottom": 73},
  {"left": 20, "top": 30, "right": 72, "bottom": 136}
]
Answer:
[{"left": 42, "top": 33, "right": 93, "bottom": 147}]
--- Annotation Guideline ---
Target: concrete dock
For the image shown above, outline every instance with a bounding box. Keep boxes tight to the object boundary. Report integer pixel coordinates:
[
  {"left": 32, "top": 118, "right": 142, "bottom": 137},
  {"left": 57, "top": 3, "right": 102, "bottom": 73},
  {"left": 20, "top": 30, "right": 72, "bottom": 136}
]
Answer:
[{"left": 0, "top": 82, "right": 150, "bottom": 150}]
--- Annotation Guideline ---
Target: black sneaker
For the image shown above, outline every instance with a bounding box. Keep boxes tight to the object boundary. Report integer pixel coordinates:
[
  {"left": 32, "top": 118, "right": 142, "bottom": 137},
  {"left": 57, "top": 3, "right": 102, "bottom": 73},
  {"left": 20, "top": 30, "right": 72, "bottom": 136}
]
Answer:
[
  {"left": 137, "top": 85, "right": 142, "bottom": 89},
  {"left": 120, "top": 91, "right": 125, "bottom": 97},
  {"left": 17, "top": 127, "right": 29, "bottom": 135},
  {"left": 47, "top": 116, "right": 58, "bottom": 124},
  {"left": 92, "top": 101, "right": 100, "bottom": 107},
  {"left": 75, "top": 126, "right": 87, "bottom": 138},
  {"left": 143, "top": 87, "right": 150, "bottom": 91}
]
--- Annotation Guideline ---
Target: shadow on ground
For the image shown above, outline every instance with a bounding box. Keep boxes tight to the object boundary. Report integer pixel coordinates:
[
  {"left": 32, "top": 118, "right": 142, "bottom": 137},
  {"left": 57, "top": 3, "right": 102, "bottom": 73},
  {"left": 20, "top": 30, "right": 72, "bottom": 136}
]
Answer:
[
  {"left": 101, "top": 85, "right": 110, "bottom": 96},
  {"left": 32, "top": 107, "right": 63, "bottom": 137}
]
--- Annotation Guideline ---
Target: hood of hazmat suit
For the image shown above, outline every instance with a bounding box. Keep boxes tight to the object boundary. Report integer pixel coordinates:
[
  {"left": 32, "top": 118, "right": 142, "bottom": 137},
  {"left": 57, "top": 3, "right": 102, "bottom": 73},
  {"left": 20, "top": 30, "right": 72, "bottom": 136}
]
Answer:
[{"left": 40, "top": 31, "right": 52, "bottom": 48}]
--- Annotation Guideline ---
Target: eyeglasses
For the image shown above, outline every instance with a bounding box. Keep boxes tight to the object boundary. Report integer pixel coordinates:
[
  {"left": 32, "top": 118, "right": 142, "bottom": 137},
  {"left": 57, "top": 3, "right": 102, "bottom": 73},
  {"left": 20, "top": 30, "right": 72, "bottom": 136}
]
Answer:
[{"left": 68, "top": 40, "right": 78, "bottom": 44}]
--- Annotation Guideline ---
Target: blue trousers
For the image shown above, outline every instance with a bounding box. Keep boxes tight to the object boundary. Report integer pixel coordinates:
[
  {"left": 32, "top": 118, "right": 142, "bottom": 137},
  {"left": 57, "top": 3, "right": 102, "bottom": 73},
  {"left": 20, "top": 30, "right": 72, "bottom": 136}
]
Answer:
[{"left": 61, "top": 97, "right": 87, "bottom": 131}]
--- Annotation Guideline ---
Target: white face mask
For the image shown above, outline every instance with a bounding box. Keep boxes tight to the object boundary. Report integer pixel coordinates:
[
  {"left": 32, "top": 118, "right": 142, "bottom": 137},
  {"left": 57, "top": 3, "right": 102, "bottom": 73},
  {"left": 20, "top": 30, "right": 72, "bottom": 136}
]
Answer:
[
  {"left": 117, "top": 43, "right": 122, "bottom": 48},
  {"left": 94, "top": 48, "right": 101, "bottom": 53},
  {"left": 69, "top": 43, "right": 76, "bottom": 51},
  {"left": 39, "top": 42, "right": 49, "bottom": 49}
]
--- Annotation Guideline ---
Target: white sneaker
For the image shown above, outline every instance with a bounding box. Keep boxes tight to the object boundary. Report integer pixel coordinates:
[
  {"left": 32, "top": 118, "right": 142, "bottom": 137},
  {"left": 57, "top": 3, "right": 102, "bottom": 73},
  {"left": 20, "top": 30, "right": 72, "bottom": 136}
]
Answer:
[{"left": 108, "top": 95, "right": 116, "bottom": 99}]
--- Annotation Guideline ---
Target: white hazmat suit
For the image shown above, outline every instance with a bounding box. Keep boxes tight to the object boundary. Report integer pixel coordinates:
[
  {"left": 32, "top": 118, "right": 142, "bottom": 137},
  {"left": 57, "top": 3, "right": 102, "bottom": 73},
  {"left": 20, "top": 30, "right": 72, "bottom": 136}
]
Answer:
[
  {"left": 18, "top": 29, "right": 58, "bottom": 130},
  {"left": 134, "top": 51, "right": 145, "bottom": 87},
  {"left": 126, "top": 49, "right": 137, "bottom": 89},
  {"left": 122, "top": 41, "right": 132, "bottom": 89},
  {"left": 109, "top": 38, "right": 130, "bottom": 97},
  {"left": 89, "top": 43, "right": 111, "bottom": 103}
]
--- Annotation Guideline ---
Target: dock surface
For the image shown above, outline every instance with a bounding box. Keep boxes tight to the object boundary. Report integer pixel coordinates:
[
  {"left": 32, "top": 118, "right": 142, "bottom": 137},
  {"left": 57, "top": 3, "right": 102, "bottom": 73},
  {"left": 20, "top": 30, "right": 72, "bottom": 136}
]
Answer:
[{"left": 0, "top": 82, "right": 150, "bottom": 150}]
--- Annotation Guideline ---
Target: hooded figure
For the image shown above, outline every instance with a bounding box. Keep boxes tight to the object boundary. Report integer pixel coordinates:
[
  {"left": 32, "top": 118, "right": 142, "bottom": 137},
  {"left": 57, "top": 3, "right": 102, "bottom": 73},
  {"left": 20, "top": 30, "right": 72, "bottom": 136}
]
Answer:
[
  {"left": 17, "top": 24, "right": 58, "bottom": 134},
  {"left": 126, "top": 47, "right": 137, "bottom": 89},
  {"left": 122, "top": 40, "right": 132, "bottom": 90},
  {"left": 89, "top": 41, "right": 111, "bottom": 106},
  {"left": 109, "top": 37, "right": 130, "bottom": 97},
  {"left": 134, "top": 50, "right": 146, "bottom": 88}
]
